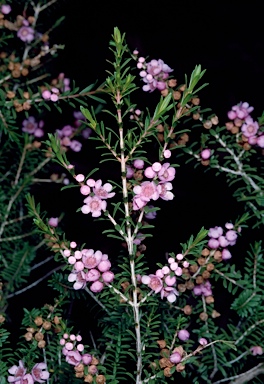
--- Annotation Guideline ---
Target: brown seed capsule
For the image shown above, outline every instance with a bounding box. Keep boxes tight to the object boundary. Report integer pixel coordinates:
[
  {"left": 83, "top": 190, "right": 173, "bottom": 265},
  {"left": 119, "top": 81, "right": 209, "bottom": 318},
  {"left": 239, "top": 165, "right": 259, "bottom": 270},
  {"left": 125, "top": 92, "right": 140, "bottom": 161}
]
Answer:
[
  {"left": 197, "top": 257, "right": 206, "bottom": 266},
  {"left": 234, "top": 118, "right": 243, "bottom": 127},
  {"left": 159, "top": 357, "right": 172, "bottom": 368},
  {"left": 192, "top": 112, "right": 201, "bottom": 120},
  {"left": 23, "top": 92, "right": 30, "bottom": 99},
  {"left": 0, "top": 314, "right": 5, "bottom": 323},
  {"left": 27, "top": 16, "right": 35, "bottom": 24},
  {"left": 189, "top": 264, "right": 198, "bottom": 273},
  {"left": 26, "top": 327, "right": 35, "bottom": 333},
  {"left": 8, "top": 61, "right": 14, "bottom": 70},
  {"left": 91, "top": 357, "right": 99, "bottom": 365},
  {"left": 211, "top": 115, "right": 219, "bottom": 125},
  {"left": 176, "top": 363, "right": 185, "bottom": 372},
  {"left": 75, "top": 372, "right": 84, "bottom": 378},
  {"left": 180, "top": 133, "right": 189, "bottom": 142},
  {"left": 191, "top": 97, "right": 200, "bottom": 106},
  {"left": 212, "top": 310, "right": 221, "bottom": 318},
  {"left": 35, "top": 332, "right": 44, "bottom": 341},
  {"left": 243, "top": 143, "right": 251, "bottom": 151},
  {"left": 156, "top": 124, "right": 164, "bottom": 132},
  {"left": 96, "top": 375, "right": 106, "bottom": 384},
  {"left": 12, "top": 69, "right": 21, "bottom": 78},
  {"left": 0, "top": 52, "right": 7, "bottom": 58},
  {"left": 34, "top": 316, "right": 43, "bottom": 326},
  {"left": 52, "top": 316, "right": 60, "bottom": 325},
  {"left": 179, "top": 84, "right": 186, "bottom": 92},
  {"left": 161, "top": 88, "right": 169, "bottom": 97},
  {"left": 196, "top": 276, "right": 204, "bottom": 285},
  {"left": 214, "top": 250, "right": 222, "bottom": 262},
  {"left": 225, "top": 122, "right": 234, "bottom": 130},
  {"left": 38, "top": 340, "right": 46, "bottom": 348},
  {"left": 6, "top": 91, "right": 16, "bottom": 99},
  {"left": 21, "top": 68, "right": 29, "bottom": 76},
  {"left": 231, "top": 126, "right": 239, "bottom": 134},
  {"left": 15, "top": 105, "right": 24, "bottom": 112},
  {"left": 201, "top": 160, "right": 210, "bottom": 166},
  {"left": 199, "top": 312, "right": 208, "bottom": 321},
  {"left": 24, "top": 332, "right": 33, "bottom": 341},
  {"left": 163, "top": 367, "right": 173, "bottom": 377},
  {"left": 43, "top": 321, "right": 52, "bottom": 330},
  {"left": 74, "top": 363, "right": 84, "bottom": 372},
  {"left": 23, "top": 101, "right": 31, "bottom": 110},
  {"left": 168, "top": 79, "right": 177, "bottom": 87},
  {"left": 178, "top": 284, "right": 186, "bottom": 292},
  {"left": 157, "top": 133, "right": 164, "bottom": 142},
  {"left": 183, "top": 305, "right": 192, "bottom": 315},
  {"left": 203, "top": 120, "right": 212, "bottom": 129},
  {"left": 160, "top": 348, "right": 170, "bottom": 358},
  {"left": 84, "top": 374, "right": 93, "bottom": 383},
  {"left": 157, "top": 340, "right": 166, "bottom": 349},
  {"left": 201, "top": 248, "right": 210, "bottom": 257},
  {"left": 23, "top": 59, "right": 31, "bottom": 66},
  {"left": 205, "top": 295, "right": 214, "bottom": 304},
  {"left": 206, "top": 263, "right": 214, "bottom": 271},
  {"left": 185, "top": 280, "right": 194, "bottom": 290},
  {"left": 173, "top": 91, "right": 181, "bottom": 100},
  {"left": 202, "top": 270, "right": 211, "bottom": 280}
]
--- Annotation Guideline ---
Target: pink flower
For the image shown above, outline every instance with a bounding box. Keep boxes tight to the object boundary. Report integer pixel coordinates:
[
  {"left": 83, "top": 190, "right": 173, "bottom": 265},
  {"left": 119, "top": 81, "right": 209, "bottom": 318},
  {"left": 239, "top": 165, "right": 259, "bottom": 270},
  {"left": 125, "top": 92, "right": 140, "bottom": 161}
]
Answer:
[
  {"left": 201, "top": 149, "right": 211, "bottom": 160},
  {"left": 158, "top": 163, "right": 176, "bottom": 183},
  {"left": 18, "top": 374, "right": 34, "bottom": 384},
  {"left": 48, "top": 217, "right": 58, "bottom": 227},
  {"left": 102, "top": 271, "right": 115, "bottom": 283},
  {"left": 22, "top": 117, "right": 38, "bottom": 134},
  {"left": 199, "top": 338, "right": 208, "bottom": 346},
  {"left": 157, "top": 182, "right": 174, "bottom": 201},
  {"left": 227, "top": 102, "right": 254, "bottom": 120},
  {"left": 17, "top": 26, "right": 34, "bottom": 43},
  {"left": 218, "top": 236, "right": 229, "bottom": 247},
  {"left": 208, "top": 238, "right": 219, "bottom": 249},
  {"left": 68, "top": 271, "right": 86, "bottom": 290},
  {"left": 133, "top": 181, "right": 159, "bottom": 210},
  {"left": 222, "top": 248, "right": 232, "bottom": 260},
  {"left": 133, "top": 159, "right": 144, "bottom": 169},
  {"left": 90, "top": 280, "right": 104, "bottom": 292},
  {"left": 97, "top": 260, "right": 111, "bottom": 272},
  {"left": 93, "top": 180, "right": 115, "bottom": 199},
  {"left": 208, "top": 226, "right": 223, "bottom": 238},
  {"left": 250, "top": 346, "right": 263, "bottom": 356},
  {"left": 81, "top": 196, "right": 107, "bottom": 217},
  {"left": 225, "top": 230, "right": 237, "bottom": 242},
  {"left": 178, "top": 329, "right": 190, "bottom": 341},
  {"left": 42, "top": 90, "right": 51, "bottom": 100},
  {"left": 257, "top": 135, "right": 264, "bottom": 148},
  {"left": 140, "top": 59, "right": 173, "bottom": 92},
  {"left": 142, "top": 274, "right": 163, "bottom": 293},
  {"left": 144, "top": 166, "right": 157, "bottom": 178},
  {"left": 82, "top": 249, "right": 102, "bottom": 269},
  {"left": 126, "top": 165, "right": 134, "bottom": 178},
  {"left": 1, "top": 4, "right": 11, "bottom": 14},
  {"left": 241, "top": 116, "right": 259, "bottom": 138},
  {"left": 8, "top": 360, "right": 26, "bottom": 383},
  {"left": 65, "top": 351, "right": 82, "bottom": 366},
  {"left": 144, "top": 205, "right": 157, "bottom": 220},
  {"left": 169, "top": 352, "right": 182, "bottom": 364},
  {"left": 70, "top": 140, "right": 82, "bottom": 152},
  {"left": 85, "top": 268, "right": 100, "bottom": 282},
  {"left": 31, "top": 363, "right": 49, "bottom": 383},
  {"left": 82, "top": 354, "right": 92, "bottom": 365}
]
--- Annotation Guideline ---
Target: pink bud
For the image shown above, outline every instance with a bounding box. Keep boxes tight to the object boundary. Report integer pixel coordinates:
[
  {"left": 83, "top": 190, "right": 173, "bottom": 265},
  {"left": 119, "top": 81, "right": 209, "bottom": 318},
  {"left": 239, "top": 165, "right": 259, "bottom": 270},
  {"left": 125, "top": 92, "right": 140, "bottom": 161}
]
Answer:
[
  {"left": 176, "top": 253, "right": 183, "bottom": 260},
  {"left": 178, "top": 329, "right": 190, "bottom": 341},
  {"left": 76, "top": 174, "right": 85, "bottom": 182},
  {"left": 82, "top": 354, "right": 92, "bottom": 365},
  {"left": 165, "top": 275, "right": 176, "bottom": 286},
  {"left": 70, "top": 241, "right": 77, "bottom": 248},
  {"left": 152, "top": 162, "right": 162, "bottom": 172},
  {"left": 222, "top": 248, "right": 232, "bottom": 260},
  {"left": 102, "top": 271, "right": 114, "bottom": 283},
  {"left": 144, "top": 167, "right": 157, "bottom": 178},
  {"left": 69, "top": 334, "right": 76, "bottom": 341},
  {"left": 163, "top": 149, "right": 171, "bottom": 159},
  {"left": 80, "top": 185, "right": 90, "bottom": 195},
  {"left": 133, "top": 159, "right": 144, "bottom": 169},
  {"left": 90, "top": 280, "right": 104, "bottom": 292},
  {"left": 97, "top": 260, "right": 111, "bottom": 272},
  {"left": 169, "top": 352, "right": 181, "bottom": 364},
  {"left": 201, "top": 149, "right": 211, "bottom": 160},
  {"left": 199, "top": 338, "right": 208, "bottom": 346}
]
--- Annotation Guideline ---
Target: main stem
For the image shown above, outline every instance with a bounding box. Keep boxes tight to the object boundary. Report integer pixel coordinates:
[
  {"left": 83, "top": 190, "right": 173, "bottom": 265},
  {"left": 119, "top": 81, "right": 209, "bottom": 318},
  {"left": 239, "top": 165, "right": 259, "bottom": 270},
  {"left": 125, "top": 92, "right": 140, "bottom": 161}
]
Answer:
[{"left": 116, "top": 91, "right": 143, "bottom": 383}]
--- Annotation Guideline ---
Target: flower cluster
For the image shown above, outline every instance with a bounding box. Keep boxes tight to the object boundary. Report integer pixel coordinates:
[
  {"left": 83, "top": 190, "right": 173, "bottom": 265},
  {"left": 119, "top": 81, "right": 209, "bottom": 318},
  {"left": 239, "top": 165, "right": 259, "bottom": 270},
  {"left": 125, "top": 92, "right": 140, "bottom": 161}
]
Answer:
[
  {"left": 226, "top": 102, "right": 264, "bottom": 148},
  {"left": 22, "top": 116, "right": 44, "bottom": 138},
  {"left": 60, "top": 333, "right": 105, "bottom": 381},
  {"left": 136, "top": 56, "right": 173, "bottom": 92},
  {"left": 62, "top": 242, "right": 114, "bottom": 291},
  {"left": 131, "top": 159, "right": 176, "bottom": 210},
  {"left": 78, "top": 177, "right": 115, "bottom": 217},
  {"left": 141, "top": 254, "right": 189, "bottom": 303},
  {"left": 207, "top": 222, "right": 239, "bottom": 260},
  {"left": 7, "top": 361, "right": 49, "bottom": 383}
]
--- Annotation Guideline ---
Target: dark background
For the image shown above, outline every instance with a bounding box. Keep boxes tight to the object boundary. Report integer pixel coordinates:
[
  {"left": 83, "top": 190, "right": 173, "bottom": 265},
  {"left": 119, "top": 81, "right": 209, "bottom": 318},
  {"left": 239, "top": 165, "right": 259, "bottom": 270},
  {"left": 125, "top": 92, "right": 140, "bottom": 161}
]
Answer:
[{"left": 7, "top": 1, "right": 264, "bottom": 378}]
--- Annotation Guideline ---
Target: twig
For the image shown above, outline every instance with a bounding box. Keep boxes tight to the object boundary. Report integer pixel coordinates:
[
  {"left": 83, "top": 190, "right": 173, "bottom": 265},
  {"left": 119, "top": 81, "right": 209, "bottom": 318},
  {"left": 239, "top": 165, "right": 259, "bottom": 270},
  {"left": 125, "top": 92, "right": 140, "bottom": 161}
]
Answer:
[
  {"left": 214, "top": 268, "right": 245, "bottom": 289},
  {"left": 212, "top": 363, "right": 264, "bottom": 384}
]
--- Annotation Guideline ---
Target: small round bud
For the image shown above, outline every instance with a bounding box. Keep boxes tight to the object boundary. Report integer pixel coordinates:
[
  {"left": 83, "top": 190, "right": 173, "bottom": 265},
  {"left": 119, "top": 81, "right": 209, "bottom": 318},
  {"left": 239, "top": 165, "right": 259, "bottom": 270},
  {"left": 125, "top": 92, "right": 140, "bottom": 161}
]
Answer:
[
  {"left": 38, "top": 340, "right": 46, "bottom": 348},
  {"left": 203, "top": 120, "right": 212, "bottom": 129},
  {"left": 199, "top": 312, "right": 208, "bottom": 321},
  {"left": 34, "top": 316, "right": 43, "bottom": 326},
  {"left": 183, "top": 305, "right": 192, "bottom": 315}
]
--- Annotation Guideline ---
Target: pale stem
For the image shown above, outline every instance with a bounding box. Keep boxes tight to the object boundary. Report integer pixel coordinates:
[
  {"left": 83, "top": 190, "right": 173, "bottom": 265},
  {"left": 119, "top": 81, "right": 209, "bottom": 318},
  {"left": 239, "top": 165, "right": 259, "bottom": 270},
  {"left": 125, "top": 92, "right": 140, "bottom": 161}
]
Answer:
[
  {"left": 212, "top": 363, "right": 264, "bottom": 384},
  {"left": 235, "top": 319, "right": 264, "bottom": 345},
  {"left": 201, "top": 296, "right": 218, "bottom": 380},
  {"left": 84, "top": 286, "right": 110, "bottom": 315},
  {"left": 224, "top": 350, "right": 249, "bottom": 366},
  {"left": 214, "top": 268, "right": 245, "bottom": 289},
  {"left": 6, "top": 265, "right": 63, "bottom": 299},
  {"left": 0, "top": 230, "right": 36, "bottom": 243},
  {"left": 106, "top": 283, "right": 133, "bottom": 306},
  {"left": 117, "top": 90, "right": 142, "bottom": 383}
]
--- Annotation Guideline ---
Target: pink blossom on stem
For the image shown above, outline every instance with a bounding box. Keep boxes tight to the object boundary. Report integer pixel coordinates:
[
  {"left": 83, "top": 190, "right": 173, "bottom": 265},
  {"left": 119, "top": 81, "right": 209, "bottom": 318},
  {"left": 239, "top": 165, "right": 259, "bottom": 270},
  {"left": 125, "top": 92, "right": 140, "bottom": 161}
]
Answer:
[
  {"left": 1, "top": 4, "right": 11, "bottom": 14},
  {"left": 82, "top": 354, "right": 92, "bottom": 365},
  {"left": 93, "top": 180, "right": 115, "bottom": 199},
  {"left": 85, "top": 269, "right": 100, "bottom": 282},
  {"left": 250, "top": 346, "right": 263, "bottom": 356},
  {"left": 68, "top": 271, "right": 86, "bottom": 290},
  {"left": 81, "top": 196, "right": 107, "bottom": 217},
  {"left": 178, "top": 329, "right": 190, "bottom": 341},
  {"left": 201, "top": 149, "right": 211, "bottom": 160},
  {"left": 222, "top": 248, "right": 232, "bottom": 260},
  {"left": 208, "top": 238, "right": 219, "bottom": 249},
  {"left": 82, "top": 249, "right": 102, "bottom": 269},
  {"left": 227, "top": 102, "right": 254, "bottom": 120},
  {"left": 90, "top": 280, "right": 104, "bottom": 292},
  {"left": 208, "top": 226, "right": 223, "bottom": 238},
  {"left": 199, "top": 338, "right": 208, "bottom": 346},
  {"left": 65, "top": 351, "right": 82, "bottom": 366},
  {"left": 158, "top": 163, "right": 176, "bottom": 183},
  {"left": 17, "top": 26, "right": 35, "bottom": 42},
  {"left": 31, "top": 363, "right": 50, "bottom": 383},
  {"left": 241, "top": 116, "right": 259, "bottom": 138},
  {"left": 157, "top": 182, "right": 174, "bottom": 201},
  {"left": 102, "top": 271, "right": 114, "bottom": 283},
  {"left": 48, "top": 217, "right": 58, "bottom": 227},
  {"left": 70, "top": 140, "right": 82, "bottom": 152},
  {"left": 142, "top": 274, "right": 163, "bottom": 294},
  {"left": 8, "top": 361, "right": 26, "bottom": 383},
  {"left": 257, "top": 135, "right": 264, "bottom": 148},
  {"left": 169, "top": 352, "right": 182, "bottom": 364}
]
